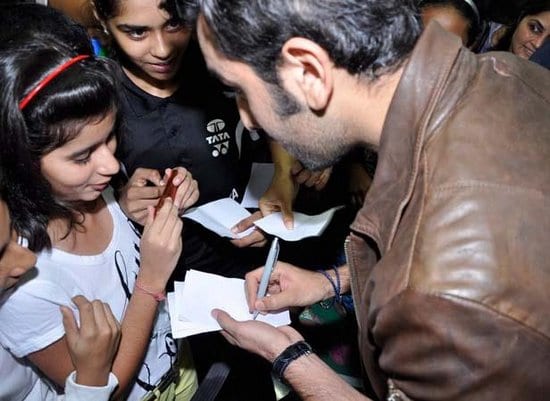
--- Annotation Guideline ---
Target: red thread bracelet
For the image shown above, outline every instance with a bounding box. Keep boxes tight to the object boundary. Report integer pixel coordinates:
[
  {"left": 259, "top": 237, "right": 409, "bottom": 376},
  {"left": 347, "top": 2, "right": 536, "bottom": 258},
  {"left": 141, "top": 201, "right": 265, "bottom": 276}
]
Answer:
[{"left": 134, "top": 281, "right": 166, "bottom": 302}]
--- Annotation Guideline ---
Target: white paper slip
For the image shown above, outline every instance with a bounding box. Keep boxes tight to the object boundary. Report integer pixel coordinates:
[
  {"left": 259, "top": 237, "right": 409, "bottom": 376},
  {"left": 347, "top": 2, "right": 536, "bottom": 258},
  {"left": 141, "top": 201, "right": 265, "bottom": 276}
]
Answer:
[
  {"left": 177, "top": 270, "right": 291, "bottom": 331},
  {"left": 184, "top": 197, "right": 343, "bottom": 242},
  {"left": 240, "top": 162, "right": 275, "bottom": 208},
  {"left": 183, "top": 198, "right": 255, "bottom": 238},
  {"left": 254, "top": 205, "right": 344, "bottom": 241},
  {"left": 167, "top": 292, "right": 217, "bottom": 339}
]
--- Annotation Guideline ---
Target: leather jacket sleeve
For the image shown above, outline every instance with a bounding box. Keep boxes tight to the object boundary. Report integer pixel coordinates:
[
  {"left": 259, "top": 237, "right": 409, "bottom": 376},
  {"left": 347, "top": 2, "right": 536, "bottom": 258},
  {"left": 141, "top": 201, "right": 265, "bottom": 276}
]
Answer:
[{"left": 367, "top": 290, "right": 550, "bottom": 401}]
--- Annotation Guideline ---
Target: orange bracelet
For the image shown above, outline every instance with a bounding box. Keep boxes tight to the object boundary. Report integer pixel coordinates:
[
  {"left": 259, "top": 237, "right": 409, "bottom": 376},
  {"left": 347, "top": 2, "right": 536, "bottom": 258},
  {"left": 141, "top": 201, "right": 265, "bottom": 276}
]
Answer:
[{"left": 134, "top": 281, "right": 166, "bottom": 302}]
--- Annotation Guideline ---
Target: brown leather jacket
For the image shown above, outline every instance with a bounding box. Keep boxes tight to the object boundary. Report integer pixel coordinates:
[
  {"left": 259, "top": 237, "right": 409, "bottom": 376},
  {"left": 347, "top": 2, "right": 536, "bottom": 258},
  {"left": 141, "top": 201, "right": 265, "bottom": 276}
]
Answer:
[{"left": 347, "top": 23, "right": 550, "bottom": 401}]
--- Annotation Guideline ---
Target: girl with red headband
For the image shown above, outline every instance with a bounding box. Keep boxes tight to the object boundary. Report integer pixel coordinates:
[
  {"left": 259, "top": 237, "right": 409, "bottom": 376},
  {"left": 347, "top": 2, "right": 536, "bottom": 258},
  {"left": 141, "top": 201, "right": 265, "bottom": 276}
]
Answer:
[{"left": 0, "top": 31, "right": 198, "bottom": 401}]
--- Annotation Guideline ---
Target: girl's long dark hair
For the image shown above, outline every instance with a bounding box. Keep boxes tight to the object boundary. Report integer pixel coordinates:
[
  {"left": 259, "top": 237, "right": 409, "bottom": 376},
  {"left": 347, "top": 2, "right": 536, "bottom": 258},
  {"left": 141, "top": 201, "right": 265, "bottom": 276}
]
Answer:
[{"left": 0, "top": 33, "right": 120, "bottom": 252}]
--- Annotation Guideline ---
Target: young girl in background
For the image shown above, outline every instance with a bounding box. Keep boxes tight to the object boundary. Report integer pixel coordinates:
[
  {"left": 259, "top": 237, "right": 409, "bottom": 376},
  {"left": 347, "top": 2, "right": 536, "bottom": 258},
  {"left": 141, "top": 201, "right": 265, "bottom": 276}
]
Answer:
[
  {"left": 93, "top": 0, "right": 274, "bottom": 278},
  {"left": 92, "top": 1, "right": 285, "bottom": 398},
  {"left": 0, "top": 30, "right": 198, "bottom": 401}
]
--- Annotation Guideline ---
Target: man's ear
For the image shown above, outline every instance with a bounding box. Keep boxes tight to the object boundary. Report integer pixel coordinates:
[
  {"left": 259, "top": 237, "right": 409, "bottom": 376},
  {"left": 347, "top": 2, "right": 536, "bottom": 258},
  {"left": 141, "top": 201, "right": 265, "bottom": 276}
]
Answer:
[{"left": 280, "top": 38, "right": 334, "bottom": 111}]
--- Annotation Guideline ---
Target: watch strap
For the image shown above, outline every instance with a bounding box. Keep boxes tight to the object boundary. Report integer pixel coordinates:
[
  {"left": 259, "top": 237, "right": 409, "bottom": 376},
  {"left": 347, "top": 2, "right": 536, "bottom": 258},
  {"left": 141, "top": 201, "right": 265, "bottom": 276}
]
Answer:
[{"left": 272, "top": 341, "right": 313, "bottom": 383}]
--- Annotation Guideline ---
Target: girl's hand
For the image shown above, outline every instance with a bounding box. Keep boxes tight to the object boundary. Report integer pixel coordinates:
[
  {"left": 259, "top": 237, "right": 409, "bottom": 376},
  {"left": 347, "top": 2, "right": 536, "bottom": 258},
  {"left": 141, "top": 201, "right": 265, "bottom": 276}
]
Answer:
[
  {"left": 60, "top": 295, "right": 120, "bottom": 387},
  {"left": 161, "top": 167, "right": 199, "bottom": 213},
  {"left": 118, "top": 168, "right": 164, "bottom": 226},
  {"left": 138, "top": 199, "right": 183, "bottom": 291},
  {"left": 231, "top": 211, "right": 268, "bottom": 248}
]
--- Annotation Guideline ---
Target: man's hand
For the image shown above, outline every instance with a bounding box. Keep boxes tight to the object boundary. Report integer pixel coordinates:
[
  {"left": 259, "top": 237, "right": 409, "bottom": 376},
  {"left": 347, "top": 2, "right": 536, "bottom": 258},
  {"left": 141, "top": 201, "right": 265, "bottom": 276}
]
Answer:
[
  {"left": 212, "top": 309, "right": 303, "bottom": 362},
  {"left": 245, "top": 262, "right": 332, "bottom": 313}
]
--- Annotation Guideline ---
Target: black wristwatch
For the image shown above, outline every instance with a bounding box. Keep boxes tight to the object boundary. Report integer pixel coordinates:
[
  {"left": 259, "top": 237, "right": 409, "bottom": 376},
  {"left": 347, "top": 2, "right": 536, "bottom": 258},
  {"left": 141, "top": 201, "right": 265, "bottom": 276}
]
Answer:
[{"left": 272, "top": 341, "right": 313, "bottom": 383}]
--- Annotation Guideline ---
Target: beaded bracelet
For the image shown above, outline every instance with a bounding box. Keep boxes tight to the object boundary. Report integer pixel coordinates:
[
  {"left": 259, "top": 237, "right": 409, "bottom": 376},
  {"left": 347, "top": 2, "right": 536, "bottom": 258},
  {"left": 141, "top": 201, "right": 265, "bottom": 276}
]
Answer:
[
  {"left": 316, "top": 266, "right": 342, "bottom": 308},
  {"left": 332, "top": 265, "right": 341, "bottom": 303}
]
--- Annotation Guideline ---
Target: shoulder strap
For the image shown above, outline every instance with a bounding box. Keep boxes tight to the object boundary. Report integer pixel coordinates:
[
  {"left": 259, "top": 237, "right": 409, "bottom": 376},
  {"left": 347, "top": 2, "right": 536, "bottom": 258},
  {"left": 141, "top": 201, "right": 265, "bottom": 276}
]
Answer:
[{"left": 190, "top": 362, "right": 231, "bottom": 401}]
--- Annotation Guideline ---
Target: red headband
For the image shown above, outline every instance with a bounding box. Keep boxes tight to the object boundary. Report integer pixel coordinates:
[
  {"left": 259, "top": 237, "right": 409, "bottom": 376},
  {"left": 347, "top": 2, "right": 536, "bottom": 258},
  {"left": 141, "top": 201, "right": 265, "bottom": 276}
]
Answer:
[{"left": 19, "top": 55, "right": 90, "bottom": 110}]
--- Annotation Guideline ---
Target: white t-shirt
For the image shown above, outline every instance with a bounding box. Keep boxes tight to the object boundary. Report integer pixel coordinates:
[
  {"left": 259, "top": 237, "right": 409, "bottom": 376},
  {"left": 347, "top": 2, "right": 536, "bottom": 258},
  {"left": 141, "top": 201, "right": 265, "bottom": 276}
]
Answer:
[
  {"left": 0, "top": 346, "right": 118, "bottom": 401},
  {"left": 0, "top": 346, "right": 51, "bottom": 401},
  {"left": 0, "top": 188, "right": 179, "bottom": 401}
]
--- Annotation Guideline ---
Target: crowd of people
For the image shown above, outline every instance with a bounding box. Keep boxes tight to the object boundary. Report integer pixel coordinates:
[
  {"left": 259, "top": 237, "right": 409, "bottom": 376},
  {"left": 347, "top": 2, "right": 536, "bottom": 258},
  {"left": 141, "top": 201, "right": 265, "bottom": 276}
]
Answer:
[{"left": 0, "top": 0, "right": 548, "bottom": 401}]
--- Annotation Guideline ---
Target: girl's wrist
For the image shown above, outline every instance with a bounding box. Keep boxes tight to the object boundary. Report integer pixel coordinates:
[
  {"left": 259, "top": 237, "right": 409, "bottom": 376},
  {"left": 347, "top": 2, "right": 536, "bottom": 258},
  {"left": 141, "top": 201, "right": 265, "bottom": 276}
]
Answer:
[
  {"left": 134, "top": 279, "right": 166, "bottom": 302},
  {"left": 135, "top": 271, "right": 167, "bottom": 294}
]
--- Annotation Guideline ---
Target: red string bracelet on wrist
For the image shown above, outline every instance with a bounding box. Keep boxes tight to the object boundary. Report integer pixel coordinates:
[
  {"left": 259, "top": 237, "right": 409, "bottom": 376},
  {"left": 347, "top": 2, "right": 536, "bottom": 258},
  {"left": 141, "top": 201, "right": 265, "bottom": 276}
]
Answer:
[{"left": 134, "top": 281, "right": 166, "bottom": 302}]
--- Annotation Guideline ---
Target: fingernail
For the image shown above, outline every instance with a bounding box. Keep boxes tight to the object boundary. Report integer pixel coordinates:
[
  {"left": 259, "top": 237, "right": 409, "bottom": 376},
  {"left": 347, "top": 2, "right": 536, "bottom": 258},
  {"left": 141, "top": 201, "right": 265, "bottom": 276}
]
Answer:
[{"left": 211, "top": 309, "right": 219, "bottom": 319}]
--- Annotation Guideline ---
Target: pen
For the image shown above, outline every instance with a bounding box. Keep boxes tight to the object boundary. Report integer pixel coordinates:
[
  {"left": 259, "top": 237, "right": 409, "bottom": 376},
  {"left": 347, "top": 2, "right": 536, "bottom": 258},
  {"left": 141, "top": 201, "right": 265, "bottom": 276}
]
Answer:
[{"left": 253, "top": 237, "right": 280, "bottom": 319}]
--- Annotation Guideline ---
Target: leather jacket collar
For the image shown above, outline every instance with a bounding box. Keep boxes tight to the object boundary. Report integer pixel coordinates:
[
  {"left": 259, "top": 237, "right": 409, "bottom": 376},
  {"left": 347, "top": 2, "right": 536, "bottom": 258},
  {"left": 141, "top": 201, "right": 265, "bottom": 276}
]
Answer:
[{"left": 351, "top": 23, "right": 469, "bottom": 253}]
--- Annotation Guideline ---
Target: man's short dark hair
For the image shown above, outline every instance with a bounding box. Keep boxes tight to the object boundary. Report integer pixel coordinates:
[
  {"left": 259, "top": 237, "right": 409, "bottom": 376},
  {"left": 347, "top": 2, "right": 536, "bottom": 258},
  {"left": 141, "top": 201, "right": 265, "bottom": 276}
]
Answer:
[{"left": 197, "top": 0, "right": 422, "bottom": 84}]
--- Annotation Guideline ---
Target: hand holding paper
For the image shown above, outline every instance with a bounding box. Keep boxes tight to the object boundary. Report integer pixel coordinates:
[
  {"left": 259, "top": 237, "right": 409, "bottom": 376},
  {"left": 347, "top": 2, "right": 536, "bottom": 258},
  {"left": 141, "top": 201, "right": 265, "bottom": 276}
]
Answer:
[
  {"left": 168, "top": 270, "right": 291, "bottom": 338},
  {"left": 183, "top": 198, "right": 342, "bottom": 242},
  {"left": 183, "top": 198, "right": 255, "bottom": 238}
]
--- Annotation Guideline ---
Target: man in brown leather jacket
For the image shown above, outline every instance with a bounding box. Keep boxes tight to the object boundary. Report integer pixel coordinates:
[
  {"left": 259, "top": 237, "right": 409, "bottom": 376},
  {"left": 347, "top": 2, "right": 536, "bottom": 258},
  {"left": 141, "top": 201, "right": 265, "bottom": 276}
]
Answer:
[{"left": 189, "top": 0, "right": 550, "bottom": 399}]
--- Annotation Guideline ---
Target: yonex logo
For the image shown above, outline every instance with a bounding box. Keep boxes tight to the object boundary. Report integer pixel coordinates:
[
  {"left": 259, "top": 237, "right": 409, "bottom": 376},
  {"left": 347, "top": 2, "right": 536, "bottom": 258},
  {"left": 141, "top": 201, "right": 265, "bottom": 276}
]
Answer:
[{"left": 212, "top": 141, "right": 229, "bottom": 157}]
